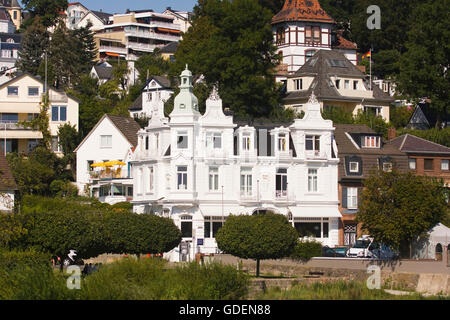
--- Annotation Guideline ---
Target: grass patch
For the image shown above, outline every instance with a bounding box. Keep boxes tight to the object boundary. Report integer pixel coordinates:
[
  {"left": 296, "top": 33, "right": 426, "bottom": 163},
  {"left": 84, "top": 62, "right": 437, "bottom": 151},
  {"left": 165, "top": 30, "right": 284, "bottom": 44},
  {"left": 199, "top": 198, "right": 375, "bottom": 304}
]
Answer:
[{"left": 254, "top": 280, "right": 448, "bottom": 300}]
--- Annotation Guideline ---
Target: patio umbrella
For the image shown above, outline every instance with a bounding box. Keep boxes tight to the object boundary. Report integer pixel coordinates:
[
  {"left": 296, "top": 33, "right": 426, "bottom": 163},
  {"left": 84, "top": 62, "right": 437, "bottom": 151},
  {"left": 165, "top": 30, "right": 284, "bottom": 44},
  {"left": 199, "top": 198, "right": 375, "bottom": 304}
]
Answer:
[
  {"left": 90, "top": 162, "right": 108, "bottom": 167},
  {"left": 104, "top": 160, "right": 126, "bottom": 166}
]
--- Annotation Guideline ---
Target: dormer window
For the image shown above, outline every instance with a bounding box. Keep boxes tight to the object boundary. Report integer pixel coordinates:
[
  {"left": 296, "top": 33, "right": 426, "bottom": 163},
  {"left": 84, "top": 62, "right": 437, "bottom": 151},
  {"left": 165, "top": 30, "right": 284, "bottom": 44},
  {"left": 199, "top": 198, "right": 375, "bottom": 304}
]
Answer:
[
  {"left": 206, "top": 132, "right": 222, "bottom": 149},
  {"left": 382, "top": 162, "right": 393, "bottom": 172},
  {"left": 177, "top": 131, "right": 188, "bottom": 149},
  {"left": 294, "top": 79, "right": 302, "bottom": 90},
  {"left": 242, "top": 132, "right": 251, "bottom": 151},
  {"left": 362, "top": 136, "right": 380, "bottom": 148},
  {"left": 349, "top": 161, "right": 359, "bottom": 173},
  {"left": 278, "top": 133, "right": 287, "bottom": 152},
  {"left": 306, "top": 135, "right": 320, "bottom": 152},
  {"left": 335, "top": 79, "right": 340, "bottom": 89}
]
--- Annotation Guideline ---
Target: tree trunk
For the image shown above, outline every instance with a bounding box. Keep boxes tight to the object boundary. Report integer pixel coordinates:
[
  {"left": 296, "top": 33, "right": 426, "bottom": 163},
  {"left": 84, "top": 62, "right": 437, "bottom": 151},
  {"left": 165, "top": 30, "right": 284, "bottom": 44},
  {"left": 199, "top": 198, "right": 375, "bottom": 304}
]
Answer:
[{"left": 256, "top": 259, "right": 260, "bottom": 277}]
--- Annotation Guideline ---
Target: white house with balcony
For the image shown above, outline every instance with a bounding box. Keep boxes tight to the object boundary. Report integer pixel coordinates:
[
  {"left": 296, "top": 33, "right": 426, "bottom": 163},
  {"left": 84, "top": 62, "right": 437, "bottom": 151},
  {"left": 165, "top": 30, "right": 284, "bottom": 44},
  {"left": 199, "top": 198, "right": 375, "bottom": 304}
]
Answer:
[
  {"left": 131, "top": 66, "right": 341, "bottom": 262},
  {"left": 74, "top": 114, "right": 141, "bottom": 203},
  {"left": 0, "top": 73, "right": 79, "bottom": 154}
]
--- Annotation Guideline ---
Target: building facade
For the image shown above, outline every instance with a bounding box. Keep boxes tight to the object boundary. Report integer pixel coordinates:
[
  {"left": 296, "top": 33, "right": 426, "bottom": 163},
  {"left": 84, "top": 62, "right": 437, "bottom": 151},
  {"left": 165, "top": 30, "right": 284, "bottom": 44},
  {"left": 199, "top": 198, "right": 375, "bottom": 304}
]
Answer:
[
  {"left": 129, "top": 75, "right": 173, "bottom": 120},
  {"left": 283, "top": 50, "right": 394, "bottom": 122},
  {"left": 75, "top": 114, "right": 141, "bottom": 203},
  {"left": 0, "top": 32, "right": 21, "bottom": 85},
  {"left": 94, "top": 9, "right": 181, "bottom": 63},
  {"left": 131, "top": 67, "right": 341, "bottom": 262},
  {"left": 390, "top": 134, "right": 450, "bottom": 187},
  {"left": 333, "top": 124, "right": 409, "bottom": 246},
  {"left": 0, "top": 73, "right": 79, "bottom": 155}
]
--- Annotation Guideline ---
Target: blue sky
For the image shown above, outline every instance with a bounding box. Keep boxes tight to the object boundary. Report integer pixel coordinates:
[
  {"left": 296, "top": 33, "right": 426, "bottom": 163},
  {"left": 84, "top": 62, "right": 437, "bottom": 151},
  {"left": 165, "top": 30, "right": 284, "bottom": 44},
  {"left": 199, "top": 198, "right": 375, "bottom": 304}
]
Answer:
[{"left": 19, "top": 1, "right": 198, "bottom": 14}]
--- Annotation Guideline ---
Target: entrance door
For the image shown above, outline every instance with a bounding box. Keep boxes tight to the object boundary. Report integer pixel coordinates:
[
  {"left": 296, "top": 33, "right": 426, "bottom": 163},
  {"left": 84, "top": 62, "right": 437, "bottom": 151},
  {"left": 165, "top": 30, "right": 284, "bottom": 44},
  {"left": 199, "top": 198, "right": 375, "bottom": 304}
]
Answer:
[{"left": 344, "top": 224, "right": 357, "bottom": 246}]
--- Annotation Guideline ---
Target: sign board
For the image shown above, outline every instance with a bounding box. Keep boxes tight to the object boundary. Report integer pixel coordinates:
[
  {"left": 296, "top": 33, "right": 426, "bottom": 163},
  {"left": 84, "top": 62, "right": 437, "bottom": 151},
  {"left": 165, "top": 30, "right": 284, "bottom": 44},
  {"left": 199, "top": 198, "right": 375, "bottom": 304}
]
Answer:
[{"left": 197, "top": 238, "right": 204, "bottom": 246}]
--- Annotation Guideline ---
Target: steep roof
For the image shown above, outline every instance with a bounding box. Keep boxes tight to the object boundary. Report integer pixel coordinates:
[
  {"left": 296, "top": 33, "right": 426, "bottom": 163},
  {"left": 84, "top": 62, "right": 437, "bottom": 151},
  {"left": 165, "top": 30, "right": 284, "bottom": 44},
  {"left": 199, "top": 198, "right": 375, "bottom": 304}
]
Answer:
[
  {"left": 332, "top": 31, "right": 357, "bottom": 50},
  {"left": 390, "top": 134, "right": 450, "bottom": 155},
  {"left": 284, "top": 50, "right": 394, "bottom": 104},
  {"left": 0, "top": 149, "right": 17, "bottom": 191},
  {"left": 74, "top": 114, "right": 141, "bottom": 152},
  {"left": 334, "top": 124, "right": 408, "bottom": 179},
  {"left": 93, "top": 65, "right": 113, "bottom": 80},
  {"left": 91, "top": 10, "right": 113, "bottom": 24},
  {"left": 106, "top": 114, "right": 141, "bottom": 147},
  {"left": 272, "top": 0, "right": 335, "bottom": 24},
  {"left": 160, "top": 41, "right": 178, "bottom": 54}
]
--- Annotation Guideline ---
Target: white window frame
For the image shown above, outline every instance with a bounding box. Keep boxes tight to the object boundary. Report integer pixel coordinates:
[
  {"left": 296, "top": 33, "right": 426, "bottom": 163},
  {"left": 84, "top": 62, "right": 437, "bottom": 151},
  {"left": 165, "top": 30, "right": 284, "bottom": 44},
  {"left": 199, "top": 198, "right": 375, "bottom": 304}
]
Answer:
[
  {"left": 308, "top": 169, "right": 318, "bottom": 192},
  {"left": 100, "top": 135, "right": 112, "bottom": 148},
  {"left": 278, "top": 133, "right": 287, "bottom": 152},
  {"left": 362, "top": 136, "right": 380, "bottom": 148},
  {"left": 240, "top": 167, "right": 253, "bottom": 196},
  {"left": 305, "top": 135, "right": 320, "bottom": 152},
  {"left": 177, "top": 166, "right": 188, "bottom": 190},
  {"left": 347, "top": 187, "right": 358, "bottom": 209},
  {"left": 206, "top": 132, "right": 222, "bottom": 149},
  {"left": 441, "top": 159, "right": 449, "bottom": 171},
  {"left": 349, "top": 161, "right": 359, "bottom": 173},
  {"left": 177, "top": 130, "right": 188, "bottom": 149},
  {"left": 242, "top": 132, "right": 251, "bottom": 151},
  {"left": 294, "top": 79, "right": 302, "bottom": 90},
  {"left": 409, "top": 158, "right": 417, "bottom": 170},
  {"left": 208, "top": 167, "right": 219, "bottom": 191}
]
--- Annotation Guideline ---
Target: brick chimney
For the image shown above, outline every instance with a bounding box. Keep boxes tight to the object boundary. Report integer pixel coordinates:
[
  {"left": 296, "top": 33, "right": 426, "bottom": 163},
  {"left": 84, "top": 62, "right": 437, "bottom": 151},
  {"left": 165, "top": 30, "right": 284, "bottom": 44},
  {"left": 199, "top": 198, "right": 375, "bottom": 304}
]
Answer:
[{"left": 388, "top": 127, "right": 396, "bottom": 141}]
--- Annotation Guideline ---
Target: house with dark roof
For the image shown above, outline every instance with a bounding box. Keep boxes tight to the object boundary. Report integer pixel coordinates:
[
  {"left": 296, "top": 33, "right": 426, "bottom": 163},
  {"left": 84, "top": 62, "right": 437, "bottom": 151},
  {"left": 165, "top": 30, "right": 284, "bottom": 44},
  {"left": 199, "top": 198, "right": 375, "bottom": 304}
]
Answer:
[
  {"left": 74, "top": 114, "right": 141, "bottom": 204},
  {"left": 66, "top": 2, "right": 112, "bottom": 31},
  {"left": 272, "top": 0, "right": 357, "bottom": 80},
  {"left": 90, "top": 64, "right": 113, "bottom": 84},
  {"left": 334, "top": 124, "right": 409, "bottom": 246},
  {"left": 129, "top": 76, "right": 174, "bottom": 120},
  {"left": 159, "top": 41, "right": 178, "bottom": 62},
  {"left": 0, "top": 147, "right": 17, "bottom": 211},
  {"left": 390, "top": 133, "right": 450, "bottom": 186},
  {"left": 283, "top": 49, "right": 394, "bottom": 122}
]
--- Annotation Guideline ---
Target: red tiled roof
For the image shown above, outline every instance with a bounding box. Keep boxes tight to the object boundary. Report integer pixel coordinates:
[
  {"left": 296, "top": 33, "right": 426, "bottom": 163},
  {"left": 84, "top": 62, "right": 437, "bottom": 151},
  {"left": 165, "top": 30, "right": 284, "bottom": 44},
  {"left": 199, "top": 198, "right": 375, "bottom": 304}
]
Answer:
[{"left": 272, "top": 0, "right": 335, "bottom": 24}]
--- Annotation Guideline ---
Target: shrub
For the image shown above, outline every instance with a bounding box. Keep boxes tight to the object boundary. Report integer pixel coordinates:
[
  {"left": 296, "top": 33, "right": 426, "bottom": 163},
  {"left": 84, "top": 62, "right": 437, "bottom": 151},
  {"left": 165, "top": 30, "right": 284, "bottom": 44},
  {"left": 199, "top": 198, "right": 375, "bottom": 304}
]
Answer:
[
  {"left": 290, "top": 239, "right": 323, "bottom": 262},
  {"left": 79, "top": 258, "right": 249, "bottom": 300},
  {"left": 0, "top": 248, "right": 75, "bottom": 300}
]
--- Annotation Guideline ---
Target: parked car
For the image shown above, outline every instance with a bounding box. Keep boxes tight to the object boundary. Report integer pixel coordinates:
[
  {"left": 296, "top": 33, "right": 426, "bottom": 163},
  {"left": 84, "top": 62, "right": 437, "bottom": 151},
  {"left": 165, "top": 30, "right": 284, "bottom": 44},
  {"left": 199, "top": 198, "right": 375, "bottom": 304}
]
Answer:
[
  {"left": 346, "top": 235, "right": 397, "bottom": 260},
  {"left": 322, "top": 246, "right": 348, "bottom": 257}
]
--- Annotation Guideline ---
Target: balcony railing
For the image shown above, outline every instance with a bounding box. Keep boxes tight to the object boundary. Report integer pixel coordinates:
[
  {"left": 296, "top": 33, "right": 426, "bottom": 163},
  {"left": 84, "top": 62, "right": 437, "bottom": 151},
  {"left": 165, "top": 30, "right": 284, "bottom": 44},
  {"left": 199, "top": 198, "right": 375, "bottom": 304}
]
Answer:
[
  {"left": 99, "top": 45, "right": 127, "bottom": 55},
  {"left": 275, "top": 190, "right": 288, "bottom": 198},
  {"left": 0, "top": 121, "right": 32, "bottom": 130},
  {"left": 124, "top": 29, "right": 180, "bottom": 42},
  {"left": 90, "top": 168, "right": 124, "bottom": 180}
]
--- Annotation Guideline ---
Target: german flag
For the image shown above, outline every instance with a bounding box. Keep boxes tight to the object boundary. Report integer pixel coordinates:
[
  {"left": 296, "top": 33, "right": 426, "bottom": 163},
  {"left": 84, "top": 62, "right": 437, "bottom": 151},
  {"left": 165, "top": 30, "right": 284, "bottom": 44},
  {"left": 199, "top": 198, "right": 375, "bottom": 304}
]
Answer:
[{"left": 362, "top": 50, "right": 371, "bottom": 59}]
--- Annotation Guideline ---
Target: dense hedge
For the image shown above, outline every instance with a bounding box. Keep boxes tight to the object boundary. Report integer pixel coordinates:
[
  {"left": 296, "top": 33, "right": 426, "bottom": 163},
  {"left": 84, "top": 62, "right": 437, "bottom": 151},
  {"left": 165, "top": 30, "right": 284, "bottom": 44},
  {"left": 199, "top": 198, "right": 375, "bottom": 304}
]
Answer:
[
  {"left": 9, "top": 196, "right": 181, "bottom": 259},
  {"left": 290, "top": 239, "right": 323, "bottom": 262}
]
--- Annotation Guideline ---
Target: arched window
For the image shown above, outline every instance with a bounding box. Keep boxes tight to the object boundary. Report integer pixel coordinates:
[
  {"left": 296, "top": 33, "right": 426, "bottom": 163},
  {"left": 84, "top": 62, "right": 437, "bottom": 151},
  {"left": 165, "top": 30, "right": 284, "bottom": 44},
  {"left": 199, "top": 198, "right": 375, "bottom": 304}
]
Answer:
[{"left": 435, "top": 243, "right": 443, "bottom": 261}]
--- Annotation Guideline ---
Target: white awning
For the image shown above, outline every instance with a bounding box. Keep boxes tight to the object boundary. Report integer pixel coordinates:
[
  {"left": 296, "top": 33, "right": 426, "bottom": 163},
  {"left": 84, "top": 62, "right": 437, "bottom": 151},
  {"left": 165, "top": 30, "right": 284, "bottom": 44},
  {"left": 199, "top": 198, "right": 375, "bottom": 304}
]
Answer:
[
  {"left": 199, "top": 205, "right": 246, "bottom": 217},
  {"left": 288, "top": 206, "right": 342, "bottom": 218}
]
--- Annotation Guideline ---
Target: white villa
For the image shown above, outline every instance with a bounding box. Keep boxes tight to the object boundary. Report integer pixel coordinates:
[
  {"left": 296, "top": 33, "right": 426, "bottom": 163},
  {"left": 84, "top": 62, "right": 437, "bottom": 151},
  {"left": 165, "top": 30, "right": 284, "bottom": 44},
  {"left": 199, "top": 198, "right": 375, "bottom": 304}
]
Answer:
[{"left": 131, "top": 66, "right": 341, "bottom": 262}]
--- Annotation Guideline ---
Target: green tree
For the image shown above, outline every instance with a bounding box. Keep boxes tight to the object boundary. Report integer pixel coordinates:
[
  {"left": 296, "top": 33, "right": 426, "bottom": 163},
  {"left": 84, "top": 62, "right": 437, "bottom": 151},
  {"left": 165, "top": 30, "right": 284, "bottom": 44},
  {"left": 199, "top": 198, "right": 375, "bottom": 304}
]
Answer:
[
  {"left": 21, "top": 0, "right": 68, "bottom": 28},
  {"left": 396, "top": 0, "right": 449, "bottom": 127},
  {"left": 389, "top": 105, "right": 414, "bottom": 129},
  {"left": 70, "top": 22, "right": 97, "bottom": 74},
  {"left": 175, "top": 0, "right": 282, "bottom": 118},
  {"left": 0, "top": 214, "right": 28, "bottom": 249},
  {"left": 215, "top": 213, "right": 298, "bottom": 277},
  {"left": 16, "top": 17, "right": 50, "bottom": 76},
  {"left": 357, "top": 169, "right": 448, "bottom": 257},
  {"left": 135, "top": 49, "right": 170, "bottom": 84},
  {"left": 103, "top": 211, "right": 181, "bottom": 256}
]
